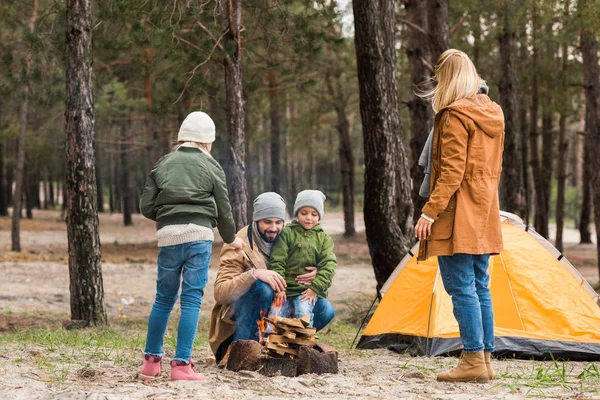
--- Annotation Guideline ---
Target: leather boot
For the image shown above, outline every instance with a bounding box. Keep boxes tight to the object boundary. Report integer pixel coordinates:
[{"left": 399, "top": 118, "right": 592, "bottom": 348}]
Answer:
[
  {"left": 484, "top": 351, "right": 495, "bottom": 380},
  {"left": 170, "top": 360, "right": 205, "bottom": 381},
  {"left": 437, "top": 351, "right": 489, "bottom": 383}
]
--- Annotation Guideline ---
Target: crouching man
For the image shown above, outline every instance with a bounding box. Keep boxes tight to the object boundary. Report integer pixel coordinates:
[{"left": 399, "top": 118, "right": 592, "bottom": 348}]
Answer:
[{"left": 209, "top": 192, "right": 335, "bottom": 362}]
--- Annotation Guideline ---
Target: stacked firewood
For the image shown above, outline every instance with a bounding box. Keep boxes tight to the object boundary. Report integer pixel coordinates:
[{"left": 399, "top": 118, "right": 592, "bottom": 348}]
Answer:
[{"left": 262, "top": 315, "right": 317, "bottom": 357}]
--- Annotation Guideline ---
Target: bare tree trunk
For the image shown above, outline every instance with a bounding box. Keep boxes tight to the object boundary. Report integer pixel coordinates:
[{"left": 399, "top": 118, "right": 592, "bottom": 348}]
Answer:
[
  {"left": 581, "top": 16, "right": 600, "bottom": 280},
  {"left": 404, "top": 0, "right": 434, "bottom": 224},
  {"left": 529, "top": 2, "right": 545, "bottom": 236},
  {"left": 120, "top": 122, "right": 132, "bottom": 226},
  {"left": 498, "top": 0, "right": 525, "bottom": 217},
  {"left": 555, "top": 29, "right": 569, "bottom": 253},
  {"left": 326, "top": 73, "right": 356, "bottom": 237},
  {"left": 96, "top": 146, "right": 104, "bottom": 213},
  {"left": 42, "top": 167, "right": 49, "bottom": 210},
  {"left": 49, "top": 169, "right": 55, "bottom": 208},
  {"left": 427, "top": 0, "right": 449, "bottom": 64},
  {"left": 269, "top": 68, "right": 281, "bottom": 194},
  {"left": 0, "top": 142, "right": 7, "bottom": 216},
  {"left": 519, "top": 28, "right": 531, "bottom": 223},
  {"left": 24, "top": 164, "right": 33, "bottom": 219},
  {"left": 221, "top": 0, "right": 248, "bottom": 231},
  {"left": 11, "top": 0, "right": 36, "bottom": 251},
  {"left": 65, "top": 0, "right": 106, "bottom": 325},
  {"left": 353, "top": 0, "right": 414, "bottom": 290},
  {"left": 538, "top": 110, "right": 553, "bottom": 238}
]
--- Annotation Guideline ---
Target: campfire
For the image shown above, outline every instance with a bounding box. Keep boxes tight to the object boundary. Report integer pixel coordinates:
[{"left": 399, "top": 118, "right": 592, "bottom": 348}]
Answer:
[{"left": 223, "top": 296, "right": 339, "bottom": 377}]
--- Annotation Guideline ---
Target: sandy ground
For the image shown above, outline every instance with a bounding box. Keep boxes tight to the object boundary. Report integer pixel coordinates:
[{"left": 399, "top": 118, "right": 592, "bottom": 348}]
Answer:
[{"left": 1, "top": 210, "right": 599, "bottom": 399}]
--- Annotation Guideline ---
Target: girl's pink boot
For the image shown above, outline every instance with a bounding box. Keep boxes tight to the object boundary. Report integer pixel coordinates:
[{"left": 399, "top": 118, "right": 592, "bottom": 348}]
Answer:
[
  {"left": 139, "top": 355, "right": 162, "bottom": 381},
  {"left": 170, "top": 360, "right": 205, "bottom": 381}
]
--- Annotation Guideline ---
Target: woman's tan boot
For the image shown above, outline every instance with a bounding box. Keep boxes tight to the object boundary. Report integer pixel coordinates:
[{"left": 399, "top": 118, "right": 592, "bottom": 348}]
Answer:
[
  {"left": 484, "top": 351, "right": 495, "bottom": 380},
  {"left": 437, "top": 351, "right": 489, "bottom": 383}
]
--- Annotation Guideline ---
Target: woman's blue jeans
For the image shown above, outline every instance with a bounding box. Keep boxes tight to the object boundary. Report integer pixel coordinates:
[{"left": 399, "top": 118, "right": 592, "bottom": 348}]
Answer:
[
  {"left": 144, "top": 240, "right": 211, "bottom": 362},
  {"left": 437, "top": 253, "right": 494, "bottom": 353}
]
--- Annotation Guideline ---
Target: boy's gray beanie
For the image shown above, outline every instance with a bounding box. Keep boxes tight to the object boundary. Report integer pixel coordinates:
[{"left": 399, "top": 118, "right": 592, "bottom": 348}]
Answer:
[
  {"left": 293, "top": 190, "right": 326, "bottom": 220},
  {"left": 253, "top": 192, "right": 287, "bottom": 221}
]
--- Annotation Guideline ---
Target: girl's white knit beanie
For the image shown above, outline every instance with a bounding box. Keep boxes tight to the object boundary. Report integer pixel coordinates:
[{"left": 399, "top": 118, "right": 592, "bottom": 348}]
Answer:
[{"left": 177, "top": 111, "right": 216, "bottom": 143}]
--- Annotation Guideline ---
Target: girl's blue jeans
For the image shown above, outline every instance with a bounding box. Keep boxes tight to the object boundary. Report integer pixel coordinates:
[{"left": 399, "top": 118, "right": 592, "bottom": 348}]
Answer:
[
  {"left": 144, "top": 240, "right": 211, "bottom": 362},
  {"left": 437, "top": 253, "right": 494, "bottom": 353}
]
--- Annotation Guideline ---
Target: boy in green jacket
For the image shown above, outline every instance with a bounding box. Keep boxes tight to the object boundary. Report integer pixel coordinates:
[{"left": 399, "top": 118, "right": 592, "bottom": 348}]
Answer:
[{"left": 269, "top": 190, "right": 336, "bottom": 327}]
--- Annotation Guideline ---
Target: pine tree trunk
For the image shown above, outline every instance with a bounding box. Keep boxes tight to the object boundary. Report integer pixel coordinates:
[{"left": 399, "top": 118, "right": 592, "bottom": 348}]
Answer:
[
  {"left": 49, "top": 170, "right": 55, "bottom": 208},
  {"left": 24, "top": 164, "right": 33, "bottom": 219},
  {"left": 326, "top": 74, "right": 356, "bottom": 237},
  {"left": 538, "top": 111, "right": 553, "bottom": 238},
  {"left": 353, "top": 0, "right": 414, "bottom": 290},
  {"left": 65, "top": 0, "right": 106, "bottom": 325},
  {"left": 42, "top": 167, "right": 49, "bottom": 209},
  {"left": 268, "top": 68, "right": 281, "bottom": 194},
  {"left": 221, "top": 0, "right": 247, "bottom": 231},
  {"left": 580, "top": 19, "right": 600, "bottom": 279},
  {"left": 404, "top": 0, "right": 434, "bottom": 224},
  {"left": 555, "top": 36, "right": 569, "bottom": 253},
  {"left": 120, "top": 123, "right": 132, "bottom": 226},
  {"left": 519, "top": 29, "right": 531, "bottom": 224},
  {"left": 498, "top": 0, "right": 525, "bottom": 218},
  {"left": 0, "top": 142, "right": 7, "bottom": 216},
  {"left": 529, "top": 2, "right": 545, "bottom": 236},
  {"left": 96, "top": 145, "right": 104, "bottom": 213},
  {"left": 12, "top": 65, "right": 31, "bottom": 251},
  {"left": 427, "top": 0, "right": 449, "bottom": 64}
]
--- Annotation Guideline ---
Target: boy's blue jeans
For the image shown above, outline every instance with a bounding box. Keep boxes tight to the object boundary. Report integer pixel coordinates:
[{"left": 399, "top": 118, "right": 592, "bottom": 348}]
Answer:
[
  {"left": 144, "top": 240, "right": 211, "bottom": 362},
  {"left": 437, "top": 253, "right": 494, "bottom": 353},
  {"left": 232, "top": 281, "right": 334, "bottom": 341}
]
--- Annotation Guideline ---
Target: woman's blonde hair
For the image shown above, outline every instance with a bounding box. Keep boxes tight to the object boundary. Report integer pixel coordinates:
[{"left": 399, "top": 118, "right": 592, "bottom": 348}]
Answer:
[
  {"left": 171, "top": 141, "right": 212, "bottom": 153},
  {"left": 421, "top": 49, "right": 482, "bottom": 113}
]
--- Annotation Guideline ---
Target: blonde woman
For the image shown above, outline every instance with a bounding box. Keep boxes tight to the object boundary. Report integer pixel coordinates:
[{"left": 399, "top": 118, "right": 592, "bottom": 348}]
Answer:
[{"left": 415, "top": 49, "right": 505, "bottom": 382}]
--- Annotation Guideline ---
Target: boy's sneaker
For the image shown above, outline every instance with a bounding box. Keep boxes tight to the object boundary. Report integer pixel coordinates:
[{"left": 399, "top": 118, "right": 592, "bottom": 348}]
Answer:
[
  {"left": 139, "top": 354, "right": 162, "bottom": 381},
  {"left": 170, "top": 360, "right": 205, "bottom": 381}
]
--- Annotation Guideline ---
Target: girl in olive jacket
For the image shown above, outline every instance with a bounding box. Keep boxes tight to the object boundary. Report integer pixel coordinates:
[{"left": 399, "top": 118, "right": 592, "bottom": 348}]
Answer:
[
  {"left": 138, "top": 111, "right": 244, "bottom": 382},
  {"left": 269, "top": 190, "right": 336, "bottom": 327}
]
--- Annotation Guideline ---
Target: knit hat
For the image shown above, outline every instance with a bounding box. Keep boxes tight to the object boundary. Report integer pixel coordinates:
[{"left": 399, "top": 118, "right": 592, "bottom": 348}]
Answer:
[
  {"left": 293, "top": 190, "right": 326, "bottom": 220},
  {"left": 177, "top": 112, "right": 216, "bottom": 143},
  {"left": 253, "top": 192, "right": 287, "bottom": 221}
]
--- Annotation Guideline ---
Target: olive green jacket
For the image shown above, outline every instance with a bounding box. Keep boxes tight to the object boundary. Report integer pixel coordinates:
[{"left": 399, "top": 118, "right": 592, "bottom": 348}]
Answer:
[
  {"left": 269, "top": 221, "right": 336, "bottom": 298},
  {"left": 140, "top": 147, "right": 236, "bottom": 243}
]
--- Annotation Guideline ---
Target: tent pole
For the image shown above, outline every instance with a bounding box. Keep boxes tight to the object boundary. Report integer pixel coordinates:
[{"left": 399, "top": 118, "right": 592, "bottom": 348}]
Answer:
[{"left": 351, "top": 293, "right": 379, "bottom": 349}]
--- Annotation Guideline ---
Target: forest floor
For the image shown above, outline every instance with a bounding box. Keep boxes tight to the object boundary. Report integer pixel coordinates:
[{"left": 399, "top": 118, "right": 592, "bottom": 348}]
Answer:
[{"left": 1, "top": 209, "right": 599, "bottom": 399}]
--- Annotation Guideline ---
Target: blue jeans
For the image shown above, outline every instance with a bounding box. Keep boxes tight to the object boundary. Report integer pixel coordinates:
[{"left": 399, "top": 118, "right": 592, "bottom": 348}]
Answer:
[
  {"left": 144, "top": 241, "right": 211, "bottom": 362},
  {"left": 233, "top": 281, "right": 335, "bottom": 341},
  {"left": 284, "top": 296, "right": 315, "bottom": 327},
  {"left": 438, "top": 253, "right": 494, "bottom": 353}
]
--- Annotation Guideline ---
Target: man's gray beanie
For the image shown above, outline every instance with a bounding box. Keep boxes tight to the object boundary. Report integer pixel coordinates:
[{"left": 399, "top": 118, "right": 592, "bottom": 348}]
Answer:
[
  {"left": 253, "top": 192, "right": 287, "bottom": 221},
  {"left": 293, "top": 190, "right": 326, "bottom": 220}
]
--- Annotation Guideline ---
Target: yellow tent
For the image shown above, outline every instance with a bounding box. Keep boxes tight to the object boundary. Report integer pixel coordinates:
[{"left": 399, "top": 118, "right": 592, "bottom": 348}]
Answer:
[{"left": 357, "top": 212, "right": 600, "bottom": 360}]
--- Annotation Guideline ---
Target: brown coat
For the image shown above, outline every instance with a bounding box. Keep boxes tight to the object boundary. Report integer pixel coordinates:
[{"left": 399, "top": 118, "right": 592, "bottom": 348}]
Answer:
[
  {"left": 209, "top": 225, "right": 268, "bottom": 357},
  {"left": 419, "top": 94, "right": 505, "bottom": 260}
]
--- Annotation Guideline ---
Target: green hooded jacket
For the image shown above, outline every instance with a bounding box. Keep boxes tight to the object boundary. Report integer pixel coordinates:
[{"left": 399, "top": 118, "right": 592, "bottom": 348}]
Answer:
[{"left": 269, "top": 221, "right": 337, "bottom": 298}]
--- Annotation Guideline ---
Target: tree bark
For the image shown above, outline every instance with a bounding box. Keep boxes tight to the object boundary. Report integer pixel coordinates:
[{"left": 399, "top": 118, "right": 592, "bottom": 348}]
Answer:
[
  {"left": 518, "top": 28, "right": 531, "bottom": 224},
  {"left": 353, "top": 0, "right": 414, "bottom": 290},
  {"left": 0, "top": 142, "right": 7, "bottom": 216},
  {"left": 120, "top": 122, "right": 133, "bottom": 226},
  {"left": 24, "top": 163, "right": 34, "bottom": 219},
  {"left": 427, "top": 0, "right": 449, "bottom": 64},
  {"left": 555, "top": 28, "right": 569, "bottom": 253},
  {"left": 404, "top": 0, "right": 434, "bottom": 224},
  {"left": 326, "top": 73, "right": 356, "bottom": 237},
  {"left": 538, "top": 110, "right": 553, "bottom": 238},
  {"left": 65, "top": 0, "right": 107, "bottom": 325},
  {"left": 221, "top": 0, "right": 248, "bottom": 231},
  {"left": 268, "top": 68, "right": 281, "bottom": 194},
  {"left": 529, "top": 2, "right": 545, "bottom": 236},
  {"left": 581, "top": 15, "right": 600, "bottom": 280},
  {"left": 95, "top": 146, "right": 104, "bottom": 212},
  {"left": 11, "top": 0, "right": 37, "bottom": 251},
  {"left": 498, "top": 0, "right": 526, "bottom": 218}
]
